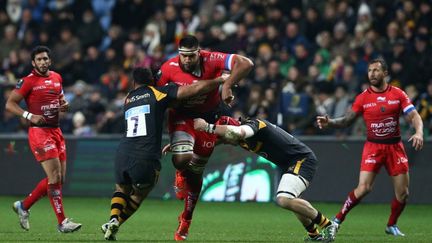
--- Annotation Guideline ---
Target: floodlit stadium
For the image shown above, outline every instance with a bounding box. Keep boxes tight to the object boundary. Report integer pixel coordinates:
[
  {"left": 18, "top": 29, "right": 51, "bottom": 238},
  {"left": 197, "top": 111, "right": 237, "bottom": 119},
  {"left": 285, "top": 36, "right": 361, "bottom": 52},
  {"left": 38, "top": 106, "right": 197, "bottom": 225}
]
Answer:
[{"left": 1, "top": 1, "right": 431, "bottom": 242}]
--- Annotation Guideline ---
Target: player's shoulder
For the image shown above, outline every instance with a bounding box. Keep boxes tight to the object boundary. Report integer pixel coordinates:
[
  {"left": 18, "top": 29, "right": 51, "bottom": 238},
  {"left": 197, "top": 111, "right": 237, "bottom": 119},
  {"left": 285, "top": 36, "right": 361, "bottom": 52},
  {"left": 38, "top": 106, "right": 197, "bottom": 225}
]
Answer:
[
  {"left": 389, "top": 85, "right": 405, "bottom": 95},
  {"left": 161, "top": 56, "right": 180, "bottom": 70}
]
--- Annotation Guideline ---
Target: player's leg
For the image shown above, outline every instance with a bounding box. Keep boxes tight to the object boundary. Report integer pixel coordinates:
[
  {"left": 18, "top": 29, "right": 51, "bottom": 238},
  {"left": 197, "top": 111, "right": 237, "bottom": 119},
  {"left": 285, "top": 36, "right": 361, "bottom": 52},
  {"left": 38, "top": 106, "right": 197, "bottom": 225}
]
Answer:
[
  {"left": 334, "top": 142, "right": 382, "bottom": 225},
  {"left": 384, "top": 173, "right": 409, "bottom": 236},
  {"left": 13, "top": 128, "right": 48, "bottom": 230},
  {"left": 170, "top": 130, "right": 195, "bottom": 200},
  {"left": 175, "top": 131, "right": 216, "bottom": 241},
  {"left": 276, "top": 172, "right": 333, "bottom": 241},
  {"left": 385, "top": 142, "right": 409, "bottom": 236},
  {"left": 334, "top": 171, "right": 376, "bottom": 225},
  {"left": 41, "top": 158, "right": 80, "bottom": 233},
  {"left": 103, "top": 156, "right": 160, "bottom": 240}
]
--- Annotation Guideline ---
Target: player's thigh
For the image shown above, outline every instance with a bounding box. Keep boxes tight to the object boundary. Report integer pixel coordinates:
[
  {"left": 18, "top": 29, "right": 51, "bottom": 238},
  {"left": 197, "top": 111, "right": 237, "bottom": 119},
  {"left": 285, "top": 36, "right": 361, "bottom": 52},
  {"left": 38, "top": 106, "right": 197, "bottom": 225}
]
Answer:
[
  {"left": 276, "top": 173, "right": 309, "bottom": 199},
  {"left": 286, "top": 155, "right": 317, "bottom": 183},
  {"left": 193, "top": 130, "right": 217, "bottom": 158},
  {"left": 385, "top": 142, "right": 409, "bottom": 176},
  {"left": 40, "top": 158, "right": 62, "bottom": 182},
  {"left": 360, "top": 142, "right": 385, "bottom": 174},
  {"left": 28, "top": 128, "right": 61, "bottom": 162},
  {"left": 114, "top": 151, "right": 161, "bottom": 188}
]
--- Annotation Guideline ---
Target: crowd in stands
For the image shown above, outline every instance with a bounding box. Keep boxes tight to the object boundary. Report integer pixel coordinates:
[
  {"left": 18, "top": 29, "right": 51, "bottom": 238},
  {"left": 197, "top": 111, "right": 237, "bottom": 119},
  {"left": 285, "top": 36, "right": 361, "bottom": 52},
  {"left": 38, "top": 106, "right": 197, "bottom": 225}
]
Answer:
[{"left": 1, "top": 0, "right": 432, "bottom": 138}]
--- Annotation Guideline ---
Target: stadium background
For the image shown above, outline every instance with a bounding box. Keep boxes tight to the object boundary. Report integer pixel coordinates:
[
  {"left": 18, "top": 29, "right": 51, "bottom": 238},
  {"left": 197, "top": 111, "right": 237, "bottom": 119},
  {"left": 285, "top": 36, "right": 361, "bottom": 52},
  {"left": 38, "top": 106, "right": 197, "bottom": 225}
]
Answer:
[{"left": 0, "top": 0, "right": 431, "bottom": 203}]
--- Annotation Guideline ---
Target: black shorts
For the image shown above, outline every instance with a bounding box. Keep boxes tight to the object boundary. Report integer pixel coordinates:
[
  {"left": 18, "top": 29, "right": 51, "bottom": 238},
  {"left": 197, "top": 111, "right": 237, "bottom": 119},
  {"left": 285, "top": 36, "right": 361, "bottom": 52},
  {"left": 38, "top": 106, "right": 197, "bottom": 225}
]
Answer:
[
  {"left": 283, "top": 154, "right": 317, "bottom": 182},
  {"left": 114, "top": 151, "right": 161, "bottom": 188}
]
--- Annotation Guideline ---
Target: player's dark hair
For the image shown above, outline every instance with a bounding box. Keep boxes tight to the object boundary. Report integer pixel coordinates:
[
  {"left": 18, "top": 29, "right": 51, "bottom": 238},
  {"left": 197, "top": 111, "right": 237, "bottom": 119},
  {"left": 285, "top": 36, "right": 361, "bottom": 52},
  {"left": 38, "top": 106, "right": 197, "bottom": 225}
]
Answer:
[
  {"left": 133, "top": 67, "right": 154, "bottom": 85},
  {"left": 368, "top": 58, "right": 388, "bottom": 72},
  {"left": 31, "top": 46, "right": 51, "bottom": 60},
  {"left": 179, "top": 35, "right": 199, "bottom": 49}
]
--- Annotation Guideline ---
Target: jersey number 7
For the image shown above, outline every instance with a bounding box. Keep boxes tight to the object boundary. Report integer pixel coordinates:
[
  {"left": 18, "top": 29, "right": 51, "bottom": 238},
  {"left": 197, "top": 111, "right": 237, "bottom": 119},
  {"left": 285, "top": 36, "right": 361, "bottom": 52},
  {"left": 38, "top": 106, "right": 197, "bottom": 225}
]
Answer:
[{"left": 125, "top": 105, "right": 150, "bottom": 137}]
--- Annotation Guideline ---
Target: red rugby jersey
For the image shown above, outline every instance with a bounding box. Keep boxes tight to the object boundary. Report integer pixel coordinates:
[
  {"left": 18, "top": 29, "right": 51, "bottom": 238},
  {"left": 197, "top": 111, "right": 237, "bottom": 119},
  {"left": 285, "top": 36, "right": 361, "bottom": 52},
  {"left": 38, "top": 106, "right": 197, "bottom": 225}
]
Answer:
[
  {"left": 15, "top": 70, "right": 64, "bottom": 127},
  {"left": 352, "top": 85, "right": 415, "bottom": 141},
  {"left": 157, "top": 50, "right": 234, "bottom": 114}
]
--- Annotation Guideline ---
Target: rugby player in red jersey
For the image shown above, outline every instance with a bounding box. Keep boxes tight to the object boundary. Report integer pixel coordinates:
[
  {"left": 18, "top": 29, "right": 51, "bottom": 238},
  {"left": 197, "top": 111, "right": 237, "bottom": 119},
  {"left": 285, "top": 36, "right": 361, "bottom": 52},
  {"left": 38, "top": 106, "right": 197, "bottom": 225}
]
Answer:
[
  {"left": 317, "top": 58, "right": 423, "bottom": 237},
  {"left": 157, "top": 35, "right": 253, "bottom": 241},
  {"left": 6, "top": 46, "right": 81, "bottom": 233}
]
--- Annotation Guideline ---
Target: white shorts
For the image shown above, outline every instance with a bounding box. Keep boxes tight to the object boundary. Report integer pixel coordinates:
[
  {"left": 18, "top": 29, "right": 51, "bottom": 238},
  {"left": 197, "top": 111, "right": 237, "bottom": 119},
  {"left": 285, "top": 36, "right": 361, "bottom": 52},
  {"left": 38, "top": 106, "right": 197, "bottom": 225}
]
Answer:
[{"left": 276, "top": 173, "right": 309, "bottom": 199}]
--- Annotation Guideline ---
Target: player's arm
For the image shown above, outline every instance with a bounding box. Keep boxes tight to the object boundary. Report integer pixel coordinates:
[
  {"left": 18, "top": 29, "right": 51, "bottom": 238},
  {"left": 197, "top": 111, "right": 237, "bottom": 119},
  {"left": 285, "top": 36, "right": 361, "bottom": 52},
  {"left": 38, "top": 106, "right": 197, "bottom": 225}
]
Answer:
[
  {"left": 317, "top": 108, "right": 359, "bottom": 129},
  {"left": 406, "top": 109, "right": 424, "bottom": 151},
  {"left": 193, "top": 118, "right": 255, "bottom": 142},
  {"left": 222, "top": 55, "right": 254, "bottom": 105},
  {"left": 5, "top": 90, "right": 46, "bottom": 125},
  {"left": 177, "top": 76, "right": 225, "bottom": 99},
  {"left": 59, "top": 92, "right": 69, "bottom": 112}
]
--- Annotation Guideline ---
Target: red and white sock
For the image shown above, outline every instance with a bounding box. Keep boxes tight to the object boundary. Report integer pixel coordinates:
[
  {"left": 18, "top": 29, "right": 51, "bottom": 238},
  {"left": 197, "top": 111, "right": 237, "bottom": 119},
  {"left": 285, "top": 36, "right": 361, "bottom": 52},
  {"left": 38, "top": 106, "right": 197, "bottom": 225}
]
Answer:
[
  {"left": 336, "top": 190, "right": 361, "bottom": 222},
  {"left": 48, "top": 183, "right": 66, "bottom": 224}
]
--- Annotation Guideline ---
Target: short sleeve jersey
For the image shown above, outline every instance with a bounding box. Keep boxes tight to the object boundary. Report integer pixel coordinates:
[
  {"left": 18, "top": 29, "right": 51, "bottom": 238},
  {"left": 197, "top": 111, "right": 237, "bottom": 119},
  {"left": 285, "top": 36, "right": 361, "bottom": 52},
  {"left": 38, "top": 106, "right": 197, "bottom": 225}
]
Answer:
[
  {"left": 14, "top": 70, "right": 63, "bottom": 126},
  {"left": 351, "top": 85, "right": 415, "bottom": 141},
  {"left": 240, "top": 119, "right": 316, "bottom": 168},
  {"left": 157, "top": 50, "right": 234, "bottom": 114},
  {"left": 117, "top": 84, "right": 178, "bottom": 159}
]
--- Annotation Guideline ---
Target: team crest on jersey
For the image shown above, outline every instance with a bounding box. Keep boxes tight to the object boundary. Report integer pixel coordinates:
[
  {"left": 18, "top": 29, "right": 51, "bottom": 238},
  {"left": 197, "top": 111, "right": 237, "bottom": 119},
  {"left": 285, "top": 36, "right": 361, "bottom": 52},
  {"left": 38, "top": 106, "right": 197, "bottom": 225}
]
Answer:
[{"left": 16, "top": 79, "right": 24, "bottom": 89}]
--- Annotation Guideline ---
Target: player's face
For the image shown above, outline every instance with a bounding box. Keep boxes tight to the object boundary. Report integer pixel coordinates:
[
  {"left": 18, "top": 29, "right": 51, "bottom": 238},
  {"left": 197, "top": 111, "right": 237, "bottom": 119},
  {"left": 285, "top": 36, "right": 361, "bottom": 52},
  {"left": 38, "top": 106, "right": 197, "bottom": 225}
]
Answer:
[
  {"left": 32, "top": 52, "right": 51, "bottom": 75},
  {"left": 179, "top": 51, "right": 200, "bottom": 72},
  {"left": 368, "top": 62, "right": 386, "bottom": 88}
]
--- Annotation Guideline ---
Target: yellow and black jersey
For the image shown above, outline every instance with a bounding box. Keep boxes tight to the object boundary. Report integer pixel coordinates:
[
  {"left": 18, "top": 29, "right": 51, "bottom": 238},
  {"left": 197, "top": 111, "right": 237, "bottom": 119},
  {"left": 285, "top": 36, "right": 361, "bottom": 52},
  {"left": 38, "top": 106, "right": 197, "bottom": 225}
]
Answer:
[
  {"left": 117, "top": 83, "right": 178, "bottom": 160},
  {"left": 239, "top": 119, "right": 318, "bottom": 181}
]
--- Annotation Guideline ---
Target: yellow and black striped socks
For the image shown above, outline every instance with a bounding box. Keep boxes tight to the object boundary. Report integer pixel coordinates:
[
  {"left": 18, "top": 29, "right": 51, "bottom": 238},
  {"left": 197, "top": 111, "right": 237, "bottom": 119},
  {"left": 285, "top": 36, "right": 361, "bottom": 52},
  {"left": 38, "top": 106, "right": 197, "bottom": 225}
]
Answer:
[
  {"left": 109, "top": 191, "right": 140, "bottom": 224},
  {"left": 312, "top": 211, "right": 332, "bottom": 229}
]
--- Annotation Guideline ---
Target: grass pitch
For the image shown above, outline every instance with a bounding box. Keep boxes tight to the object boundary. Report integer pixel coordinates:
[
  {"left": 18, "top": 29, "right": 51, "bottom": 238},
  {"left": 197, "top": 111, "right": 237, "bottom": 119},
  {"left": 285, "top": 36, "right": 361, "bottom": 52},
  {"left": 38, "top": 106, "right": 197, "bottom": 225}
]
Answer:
[{"left": 0, "top": 196, "right": 431, "bottom": 242}]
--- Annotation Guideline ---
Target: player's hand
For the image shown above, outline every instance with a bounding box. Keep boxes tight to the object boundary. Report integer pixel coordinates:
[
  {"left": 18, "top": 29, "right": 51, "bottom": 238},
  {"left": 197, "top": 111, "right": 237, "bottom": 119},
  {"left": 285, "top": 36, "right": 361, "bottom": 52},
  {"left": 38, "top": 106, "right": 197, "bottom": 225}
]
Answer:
[
  {"left": 193, "top": 118, "right": 208, "bottom": 131},
  {"left": 220, "top": 73, "right": 230, "bottom": 82},
  {"left": 408, "top": 132, "right": 423, "bottom": 151},
  {"left": 162, "top": 143, "right": 171, "bottom": 155},
  {"left": 30, "top": 114, "right": 46, "bottom": 126},
  {"left": 316, "top": 115, "right": 329, "bottom": 129},
  {"left": 59, "top": 99, "right": 69, "bottom": 112},
  {"left": 221, "top": 84, "right": 234, "bottom": 107}
]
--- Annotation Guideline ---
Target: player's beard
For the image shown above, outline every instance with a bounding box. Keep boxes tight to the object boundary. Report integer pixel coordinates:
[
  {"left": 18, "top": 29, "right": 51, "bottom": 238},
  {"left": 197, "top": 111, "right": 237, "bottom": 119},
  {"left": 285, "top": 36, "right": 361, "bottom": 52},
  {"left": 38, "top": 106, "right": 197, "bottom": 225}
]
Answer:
[
  {"left": 181, "top": 62, "right": 198, "bottom": 73},
  {"left": 369, "top": 77, "right": 385, "bottom": 89},
  {"left": 35, "top": 65, "right": 49, "bottom": 76}
]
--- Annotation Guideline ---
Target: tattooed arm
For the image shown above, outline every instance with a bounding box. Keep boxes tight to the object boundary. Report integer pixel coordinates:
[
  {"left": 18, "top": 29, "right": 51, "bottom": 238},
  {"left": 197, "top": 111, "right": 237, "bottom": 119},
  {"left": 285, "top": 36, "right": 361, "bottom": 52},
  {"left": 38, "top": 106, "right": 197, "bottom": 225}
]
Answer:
[{"left": 316, "top": 108, "right": 359, "bottom": 129}]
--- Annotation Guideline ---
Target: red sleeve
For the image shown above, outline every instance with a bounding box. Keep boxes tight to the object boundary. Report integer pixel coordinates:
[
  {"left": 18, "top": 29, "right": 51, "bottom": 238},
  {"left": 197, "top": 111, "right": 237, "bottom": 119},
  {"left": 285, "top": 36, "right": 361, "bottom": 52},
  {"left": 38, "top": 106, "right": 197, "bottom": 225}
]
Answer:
[
  {"left": 396, "top": 87, "right": 415, "bottom": 114},
  {"left": 157, "top": 64, "right": 170, "bottom": 86},
  {"left": 209, "top": 52, "right": 234, "bottom": 71},
  {"left": 351, "top": 93, "right": 364, "bottom": 114},
  {"left": 14, "top": 77, "right": 32, "bottom": 98}
]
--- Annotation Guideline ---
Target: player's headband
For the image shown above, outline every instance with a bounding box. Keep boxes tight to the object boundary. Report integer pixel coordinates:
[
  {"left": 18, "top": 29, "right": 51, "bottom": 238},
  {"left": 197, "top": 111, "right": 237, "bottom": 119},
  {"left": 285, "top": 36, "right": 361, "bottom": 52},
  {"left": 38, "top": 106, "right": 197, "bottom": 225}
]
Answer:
[{"left": 178, "top": 47, "right": 199, "bottom": 55}]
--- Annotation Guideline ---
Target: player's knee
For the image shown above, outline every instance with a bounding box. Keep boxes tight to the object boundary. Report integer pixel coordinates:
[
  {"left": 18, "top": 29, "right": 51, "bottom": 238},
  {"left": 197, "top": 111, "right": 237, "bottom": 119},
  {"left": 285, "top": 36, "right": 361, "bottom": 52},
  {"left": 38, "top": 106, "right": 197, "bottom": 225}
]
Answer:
[
  {"left": 132, "top": 183, "right": 153, "bottom": 202},
  {"left": 397, "top": 188, "right": 409, "bottom": 202},
  {"left": 357, "top": 183, "right": 373, "bottom": 196},
  {"left": 276, "top": 196, "right": 295, "bottom": 210},
  {"left": 172, "top": 154, "right": 193, "bottom": 170}
]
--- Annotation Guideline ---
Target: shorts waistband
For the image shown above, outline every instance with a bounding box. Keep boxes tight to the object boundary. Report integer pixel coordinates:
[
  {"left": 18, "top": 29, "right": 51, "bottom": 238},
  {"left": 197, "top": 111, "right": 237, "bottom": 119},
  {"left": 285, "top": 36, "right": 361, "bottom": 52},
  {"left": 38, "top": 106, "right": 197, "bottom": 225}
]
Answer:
[
  {"left": 30, "top": 124, "right": 59, "bottom": 128},
  {"left": 367, "top": 137, "right": 401, "bottom": 144}
]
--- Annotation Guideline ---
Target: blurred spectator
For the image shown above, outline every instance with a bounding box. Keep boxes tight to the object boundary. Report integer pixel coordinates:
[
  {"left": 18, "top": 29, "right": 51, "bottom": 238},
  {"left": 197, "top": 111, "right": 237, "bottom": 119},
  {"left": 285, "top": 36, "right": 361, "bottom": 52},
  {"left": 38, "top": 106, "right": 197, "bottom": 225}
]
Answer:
[
  {"left": 0, "top": 24, "right": 20, "bottom": 62},
  {"left": 417, "top": 81, "right": 432, "bottom": 137},
  {"left": 72, "top": 111, "right": 95, "bottom": 136},
  {"left": 76, "top": 8, "right": 104, "bottom": 50}
]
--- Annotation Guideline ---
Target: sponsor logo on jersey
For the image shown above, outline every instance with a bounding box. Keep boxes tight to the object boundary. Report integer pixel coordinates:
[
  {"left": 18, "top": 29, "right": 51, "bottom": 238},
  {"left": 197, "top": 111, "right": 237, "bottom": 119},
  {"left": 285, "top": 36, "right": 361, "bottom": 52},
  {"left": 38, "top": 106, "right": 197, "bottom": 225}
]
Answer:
[
  {"left": 43, "top": 144, "right": 56, "bottom": 152},
  {"left": 365, "top": 158, "right": 376, "bottom": 164},
  {"left": 388, "top": 100, "right": 400, "bottom": 105},
  {"left": 169, "top": 62, "right": 179, "bottom": 66},
  {"left": 44, "top": 80, "right": 52, "bottom": 85},
  {"left": 370, "top": 117, "right": 397, "bottom": 136},
  {"left": 210, "top": 53, "right": 224, "bottom": 60},
  {"left": 16, "top": 79, "right": 24, "bottom": 89},
  {"left": 127, "top": 93, "right": 150, "bottom": 103},
  {"left": 377, "top": 96, "right": 386, "bottom": 102},
  {"left": 363, "top": 103, "right": 376, "bottom": 108},
  {"left": 33, "top": 85, "right": 47, "bottom": 91},
  {"left": 397, "top": 157, "right": 408, "bottom": 164}
]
